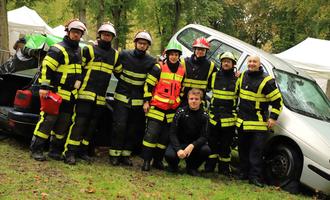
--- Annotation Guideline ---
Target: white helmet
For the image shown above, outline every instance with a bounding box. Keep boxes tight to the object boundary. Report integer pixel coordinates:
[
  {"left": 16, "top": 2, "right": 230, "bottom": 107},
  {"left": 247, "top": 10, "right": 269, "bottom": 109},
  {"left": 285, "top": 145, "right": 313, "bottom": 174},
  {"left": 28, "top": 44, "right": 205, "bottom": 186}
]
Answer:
[
  {"left": 98, "top": 22, "right": 116, "bottom": 37},
  {"left": 134, "top": 31, "right": 152, "bottom": 45},
  {"left": 65, "top": 19, "right": 87, "bottom": 34}
]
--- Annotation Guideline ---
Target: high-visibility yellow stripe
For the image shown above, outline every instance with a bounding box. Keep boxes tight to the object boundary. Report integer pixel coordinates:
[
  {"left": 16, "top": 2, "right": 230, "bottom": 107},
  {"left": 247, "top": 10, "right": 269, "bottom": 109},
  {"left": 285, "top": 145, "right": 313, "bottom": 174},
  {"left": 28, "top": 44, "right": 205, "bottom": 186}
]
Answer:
[
  {"left": 147, "top": 74, "right": 158, "bottom": 84},
  {"left": 156, "top": 143, "right": 166, "bottom": 149},
  {"left": 43, "top": 59, "right": 57, "bottom": 71},
  {"left": 143, "top": 140, "right": 156, "bottom": 148},
  {"left": 166, "top": 113, "right": 175, "bottom": 123},
  {"left": 54, "top": 44, "right": 69, "bottom": 64},
  {"left": 244, "top": 125, "right": 268, "bottom": 131},
  {"left": 57, "top": 88, "right": 71, "bottom": 101},
  {"left": 44, "top": 55, "right": 59, "bottom": 68},
  {"left": 256, "top": 76, "right": 272, "bottom": 109},
  {"left": 80, "top": 69, "right": 92, "bottom": 91},
  {"left": 208, "top": 62, "right": 215, "bottom": 79},
  {"left": 114, "top": 93, "right": 129, "bottom": 103},
  {"left": 131, "top": 99, "right": 144, "bottom": 106},
  {"left": 120, "top": 75, "right": 145, "bottom": 85},
  {"left": 210, "top": 118, "right": 217, "bottom": 126},
  {"left": 121, "top": 150, "right": 132, "bottom": 156},
  {"left": 109, "top": 149, "right": 121, "bottom": 156},
  {"left": 219, "top": 157, "right": 231, "bottom": 162},
  {"left": 160, "top": 72, "right": 184, "bottom": 81},
  {"left": 34, "top": 112, "right": 48, "bottom": 139},
  {"left": 96, "top": 96, "right": 106, "bottom": 105},
  {"left": 256, "top": 111, "right": 263, "bottom": 122},
  {"left": 147, "top": 113, "right": 164, "bottom": 121},
  {"left": 271, "top": 108, "right": 281, "bottom": 115},
  {"left": 209, "top": 154, "right": 218, "bottom": 159},
  {"left": 78, "top": 90, "right": 98, "bottom": 101},
  {"left": 82, "top": 139, "right": 89, "bottom": 145},
  {"left": 213, "top": 93, "right": 236, "bottom": 100},
  {"left": 123, "top": 69, "right": 146, "bottom": 78}
]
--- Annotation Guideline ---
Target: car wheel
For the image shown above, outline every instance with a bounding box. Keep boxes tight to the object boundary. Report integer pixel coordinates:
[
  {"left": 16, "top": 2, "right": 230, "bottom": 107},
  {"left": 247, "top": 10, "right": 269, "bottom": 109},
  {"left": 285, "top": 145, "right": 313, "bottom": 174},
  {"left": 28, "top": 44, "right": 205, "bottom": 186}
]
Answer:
[{"left": 265, "top": 144, "right": 302, "bottom": 190}]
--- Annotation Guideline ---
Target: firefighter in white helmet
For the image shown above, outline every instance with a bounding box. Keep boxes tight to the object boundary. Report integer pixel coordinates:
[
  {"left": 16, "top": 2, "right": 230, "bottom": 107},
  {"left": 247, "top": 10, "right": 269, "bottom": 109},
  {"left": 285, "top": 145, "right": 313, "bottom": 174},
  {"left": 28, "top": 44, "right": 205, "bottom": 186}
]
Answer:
[
  {"left": 63, "top": 22, "right": 122, "bottom": 164},
  {"left": 30, "top": 19, "right": 86, "bottom": 162},
  {"left": 109, "top": 31, "right": 156, "bottom": 166}
]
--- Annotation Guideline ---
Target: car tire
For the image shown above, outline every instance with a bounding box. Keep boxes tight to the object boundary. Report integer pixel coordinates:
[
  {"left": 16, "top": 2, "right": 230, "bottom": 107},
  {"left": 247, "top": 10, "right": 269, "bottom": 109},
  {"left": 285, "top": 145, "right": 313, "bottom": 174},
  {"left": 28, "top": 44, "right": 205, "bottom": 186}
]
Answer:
[{"left": 265, "top": 144, "right": 302, "bottom": 193}]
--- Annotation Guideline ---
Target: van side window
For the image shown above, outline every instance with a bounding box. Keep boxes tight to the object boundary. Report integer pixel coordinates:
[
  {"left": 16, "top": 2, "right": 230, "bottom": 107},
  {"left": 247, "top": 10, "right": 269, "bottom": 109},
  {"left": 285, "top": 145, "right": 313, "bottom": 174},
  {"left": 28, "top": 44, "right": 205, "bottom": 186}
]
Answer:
[
  {"left": 207, "top": 40, "right": 242, "bottom": 67},
  {"left": 177, "top": 28, "right": 210, "bottom": 52},
  {"left": 239, "top": 56, "right": 268, "bottom": 74}
]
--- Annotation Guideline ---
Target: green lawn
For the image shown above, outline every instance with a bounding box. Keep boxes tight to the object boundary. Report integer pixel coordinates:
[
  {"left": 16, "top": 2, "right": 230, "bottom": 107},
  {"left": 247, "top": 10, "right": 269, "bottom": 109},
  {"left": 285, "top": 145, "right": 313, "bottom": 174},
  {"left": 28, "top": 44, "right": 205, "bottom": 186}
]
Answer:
[{"left": 0, "top": 137, "right": 311, "bottom": 200}]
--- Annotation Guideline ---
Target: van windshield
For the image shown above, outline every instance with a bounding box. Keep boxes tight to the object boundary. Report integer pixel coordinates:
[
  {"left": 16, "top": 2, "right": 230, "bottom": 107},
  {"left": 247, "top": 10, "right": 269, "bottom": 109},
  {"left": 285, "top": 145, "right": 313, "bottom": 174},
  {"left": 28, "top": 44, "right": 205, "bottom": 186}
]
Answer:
[{"left": 274, "top": 69, "right": 330, "bottom": 122}]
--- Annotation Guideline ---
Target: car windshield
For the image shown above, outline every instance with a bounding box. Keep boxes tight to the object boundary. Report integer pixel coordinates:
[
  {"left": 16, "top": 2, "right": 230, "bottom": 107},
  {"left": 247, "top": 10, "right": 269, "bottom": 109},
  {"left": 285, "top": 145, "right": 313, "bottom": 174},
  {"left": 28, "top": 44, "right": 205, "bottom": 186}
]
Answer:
[
  {"left": 274, "top": 69, "right": 330, "bottom": 122},
  {"left": 177, "top": 27, "right": 210, "bottom": 52}
]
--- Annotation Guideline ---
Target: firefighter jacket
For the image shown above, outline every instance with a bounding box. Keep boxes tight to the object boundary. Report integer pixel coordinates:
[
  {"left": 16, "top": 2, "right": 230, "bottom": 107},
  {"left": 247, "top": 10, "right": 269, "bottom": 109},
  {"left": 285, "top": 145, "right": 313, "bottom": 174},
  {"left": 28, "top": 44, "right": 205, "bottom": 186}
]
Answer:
[
  {"left": 39, "top": 36, "right": 82, "bottom": 101},
  {"left": 181, "top": 55, "right": 216, "bottom": 98},
  {"left": 78, "top": 40, "right": 122, "bottom": 106},
  {"left": 169, "top": 106, "right": 209, "bottom": 152},
  {"left": 114, "top": 49, "right": 156, "bottom": 107},
  {"left": 236, "top": 68, "right": 283, "bottom": 132},
  {"left": 209, "top": 69, "right": 239, "bottom": 127}
]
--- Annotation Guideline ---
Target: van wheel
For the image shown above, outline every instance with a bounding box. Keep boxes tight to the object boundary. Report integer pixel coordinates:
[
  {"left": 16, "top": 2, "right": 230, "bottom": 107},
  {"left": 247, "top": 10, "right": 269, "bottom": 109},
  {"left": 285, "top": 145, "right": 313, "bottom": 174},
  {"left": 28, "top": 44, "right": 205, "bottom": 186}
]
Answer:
[{"left": 265, "top": 144, "right": 302, "bottom": 193}]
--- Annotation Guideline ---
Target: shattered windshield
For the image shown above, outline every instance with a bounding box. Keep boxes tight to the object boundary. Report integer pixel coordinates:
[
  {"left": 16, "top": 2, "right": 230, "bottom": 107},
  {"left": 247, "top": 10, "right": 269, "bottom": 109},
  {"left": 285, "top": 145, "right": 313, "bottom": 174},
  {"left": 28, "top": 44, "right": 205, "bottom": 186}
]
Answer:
[{"left": 274, "top": 69, "right": 330, "bottom": 122}]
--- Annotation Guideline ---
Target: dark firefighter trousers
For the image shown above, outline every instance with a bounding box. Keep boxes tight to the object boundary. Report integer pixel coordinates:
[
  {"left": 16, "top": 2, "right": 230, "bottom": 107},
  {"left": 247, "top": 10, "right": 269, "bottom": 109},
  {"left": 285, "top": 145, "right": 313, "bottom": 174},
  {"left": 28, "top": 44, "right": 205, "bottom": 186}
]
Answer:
[
  {"left": 238, "top": 127, "right": 267, "bottom": 180},
  {"left": 31, "top": 99, "right": 75, "bottom": 152},
  {"left": 141, "top": 118, "right": 170, "bottom": 162},
  {"left": 207, "top": 124, "right": 235, "bottom": 167},
  {"left": 64, "top": 100, "right": 105, "bottom": 154},
  {"left": 109, "top": 101, "right": 145, "bottom": 157},
  {"left": 165, "top": 144, "right": 211, "bottom": 170}
]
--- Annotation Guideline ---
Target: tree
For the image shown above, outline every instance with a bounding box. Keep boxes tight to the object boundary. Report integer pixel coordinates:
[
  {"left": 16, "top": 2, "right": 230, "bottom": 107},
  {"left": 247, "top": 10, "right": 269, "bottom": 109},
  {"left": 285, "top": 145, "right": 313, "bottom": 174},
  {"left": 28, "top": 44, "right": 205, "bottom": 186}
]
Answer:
[{"left": 0, "top": 0, "right": 9, "bottom": 64}]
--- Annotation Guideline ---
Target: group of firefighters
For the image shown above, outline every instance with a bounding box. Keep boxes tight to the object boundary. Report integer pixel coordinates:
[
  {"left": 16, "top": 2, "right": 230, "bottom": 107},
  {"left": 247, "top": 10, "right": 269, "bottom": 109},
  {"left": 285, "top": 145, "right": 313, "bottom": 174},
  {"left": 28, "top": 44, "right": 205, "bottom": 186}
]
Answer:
[{"left": 29, "top": 19, "right": 283, "bottom": 188}]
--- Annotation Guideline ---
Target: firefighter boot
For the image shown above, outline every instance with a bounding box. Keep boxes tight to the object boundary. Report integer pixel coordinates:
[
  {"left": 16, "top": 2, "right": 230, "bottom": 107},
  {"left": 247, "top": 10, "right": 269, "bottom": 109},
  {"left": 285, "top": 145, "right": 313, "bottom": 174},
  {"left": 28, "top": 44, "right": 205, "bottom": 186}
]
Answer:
[
  {"left": 78, "top": 144, "right": 92, "bottom": 163},
  {"left": 152, "top": 148, "right": 165, "bottom": 170},
  {"left": 141, "top": 146, "right": 153, "bottom": 171},
  {"left": 109, "top": 156, "right": 120, "bottom": 166},
  {"left": 120, "top": 156, "right": 133, "bottom": 166},
  {"left": 64, "top": 150, "right": 76, "bottom": 165},
  {"left": 30, "top": 136, "right": 47, "bottom": 161},
  {"left": 204, "top": 157, "right": 217, "bottom": 173},
  {"left": 218, "top": 161, "right": 231, "bottom": 176},
  {"left": 141, "top": 160, "right": 151, "bottom": 171},
  {"left": 48, "top": 137, "right": 63, "bottom": 160}
]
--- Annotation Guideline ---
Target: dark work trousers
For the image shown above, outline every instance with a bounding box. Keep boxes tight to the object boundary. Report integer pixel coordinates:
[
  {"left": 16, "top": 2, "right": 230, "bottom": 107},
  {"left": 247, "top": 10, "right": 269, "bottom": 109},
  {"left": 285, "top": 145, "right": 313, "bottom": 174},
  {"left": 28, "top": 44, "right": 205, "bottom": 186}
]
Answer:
[
  {"left": 110, "top": 101, "right": 145, "bottom": 156},
  {"left": 165, "top": 144, "right": 211, "bottom": 170},
  {"left": 32, "top": 99, "right": 74, "bottom": 151},
  {"left": 208, "top": 124, "right": 235, "bottom": 160},
  {"left": 141, "top": 118, "right": 170, "bottom": 161},
  {"left": 238, "top": 127, "right": 267, "bottom": 180},
  {"left": 64, "top": 100, "right": 105, "bottom": 154}
]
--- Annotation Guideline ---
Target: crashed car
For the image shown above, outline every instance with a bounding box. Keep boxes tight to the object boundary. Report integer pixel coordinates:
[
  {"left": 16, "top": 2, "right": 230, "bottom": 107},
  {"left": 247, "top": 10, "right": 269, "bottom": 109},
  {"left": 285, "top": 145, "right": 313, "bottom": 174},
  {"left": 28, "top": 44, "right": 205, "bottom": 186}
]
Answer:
[
  {"left": 170, "top": 24, "right": 330, "bottom": 195},
  {"left": 0, "top": 34, "right": 115, "bottom": 146}
]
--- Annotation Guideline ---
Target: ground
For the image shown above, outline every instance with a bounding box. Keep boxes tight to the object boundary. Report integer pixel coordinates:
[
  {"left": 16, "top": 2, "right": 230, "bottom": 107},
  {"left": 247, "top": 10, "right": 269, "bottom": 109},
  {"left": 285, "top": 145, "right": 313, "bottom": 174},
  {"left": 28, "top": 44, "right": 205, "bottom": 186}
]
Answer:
[{"left": 0, "top": 134, "right": 314, "bottom": 200}]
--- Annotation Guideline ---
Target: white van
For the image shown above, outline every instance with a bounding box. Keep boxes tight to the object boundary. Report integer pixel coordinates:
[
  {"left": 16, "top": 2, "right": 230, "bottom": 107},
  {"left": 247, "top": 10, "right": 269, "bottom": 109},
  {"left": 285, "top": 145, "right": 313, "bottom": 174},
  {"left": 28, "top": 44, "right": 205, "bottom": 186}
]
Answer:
[{"left": 170, "top": 24, "right": 330, "bottom": 195}]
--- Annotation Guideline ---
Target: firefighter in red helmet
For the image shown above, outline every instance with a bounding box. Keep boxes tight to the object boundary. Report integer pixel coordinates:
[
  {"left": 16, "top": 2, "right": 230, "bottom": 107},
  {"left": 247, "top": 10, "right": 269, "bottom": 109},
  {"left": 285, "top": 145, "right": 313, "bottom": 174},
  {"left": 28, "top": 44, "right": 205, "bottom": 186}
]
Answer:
[{"left": 181, "top": 37, "right": 217, "bottom": 106}]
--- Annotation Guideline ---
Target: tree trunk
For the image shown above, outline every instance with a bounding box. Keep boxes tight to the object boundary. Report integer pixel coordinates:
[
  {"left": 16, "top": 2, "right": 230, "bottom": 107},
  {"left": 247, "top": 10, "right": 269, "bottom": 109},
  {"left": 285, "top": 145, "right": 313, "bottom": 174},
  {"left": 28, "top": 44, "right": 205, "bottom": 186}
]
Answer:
[
  {"left": 96, "top": 0, "right": 105, "bottom": 31},
  {"left": 111, "top": 2, "right": 121, "bottom": 49},
  {"left": 172, "top": 0, "right": 181, "bottom": 35},
  {"left": 0, "top": 0, "right": 9, "bottom": 64}
]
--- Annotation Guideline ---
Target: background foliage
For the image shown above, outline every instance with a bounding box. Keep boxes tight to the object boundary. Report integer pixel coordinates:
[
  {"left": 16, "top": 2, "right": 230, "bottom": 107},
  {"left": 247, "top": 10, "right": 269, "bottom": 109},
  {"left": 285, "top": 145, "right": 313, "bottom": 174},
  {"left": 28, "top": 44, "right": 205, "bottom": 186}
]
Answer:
[{"left": 5, "top": 0, "right": 330, "bottom": 55}]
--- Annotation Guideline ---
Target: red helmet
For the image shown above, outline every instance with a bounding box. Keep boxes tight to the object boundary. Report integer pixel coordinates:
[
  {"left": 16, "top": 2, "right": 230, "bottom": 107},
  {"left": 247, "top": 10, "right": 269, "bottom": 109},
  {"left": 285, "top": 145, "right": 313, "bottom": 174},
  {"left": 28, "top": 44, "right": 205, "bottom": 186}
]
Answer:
[{"left": 192, "top": 37, "right": 210, "bottom": 49}]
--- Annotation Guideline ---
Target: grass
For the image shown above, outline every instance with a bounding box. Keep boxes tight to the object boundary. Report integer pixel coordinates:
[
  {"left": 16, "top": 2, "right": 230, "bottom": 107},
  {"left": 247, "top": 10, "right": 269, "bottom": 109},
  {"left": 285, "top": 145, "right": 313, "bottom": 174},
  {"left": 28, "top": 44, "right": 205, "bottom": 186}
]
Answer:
[{"left": 0, "top": 136, "right": 312, "bottom": 200}]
